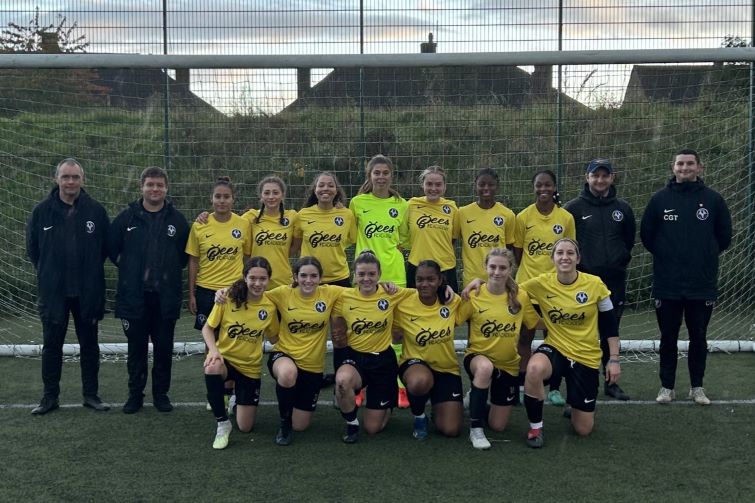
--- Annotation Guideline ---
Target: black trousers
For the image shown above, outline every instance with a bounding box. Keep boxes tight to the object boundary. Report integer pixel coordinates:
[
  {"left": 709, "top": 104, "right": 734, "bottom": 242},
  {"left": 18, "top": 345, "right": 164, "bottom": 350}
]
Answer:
[
  {"left": 121, "top": 292, "right": 177, "bottom": 397},
  {"left": 41, "top": 297, "right": 100, "bottom": 399},
  {"left": 599, "top": 273, "right": 627, "bottom": 371},
  {"left": 655, "top": 298, "right": 714, "bottom": 389}
]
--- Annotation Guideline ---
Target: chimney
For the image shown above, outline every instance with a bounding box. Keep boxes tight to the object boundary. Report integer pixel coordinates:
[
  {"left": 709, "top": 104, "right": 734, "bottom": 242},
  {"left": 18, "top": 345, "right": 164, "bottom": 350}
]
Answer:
[
  {"left": 532, "top": 65, "right": 552, "bottom": 95},
  {"left": 421, "top": 33, "right": 436, "bottom": 53},
  {"left": 39, "top": 31, "right": 61, "bottom": 53},
  {"left": 297, "top": 68, "right": 311, "bottom": 98},
  {"left": 175, "top": 68, "right": 190, "bottom": 96}
]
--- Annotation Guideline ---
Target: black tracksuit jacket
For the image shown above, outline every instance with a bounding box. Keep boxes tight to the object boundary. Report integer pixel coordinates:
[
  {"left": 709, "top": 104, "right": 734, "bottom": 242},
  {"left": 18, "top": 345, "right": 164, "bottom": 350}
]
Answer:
[
  {"left": 564, "top": 184, "right": 636, "bottom": 279},
  {"left": 25, "top": 187, "right": 109, "bottom": 323},
  {"left": 640, "top": 178, "right": 732, "bottom": 299},
  {"left": 108, "top": 199, "right": 189, "bottom": 320}
]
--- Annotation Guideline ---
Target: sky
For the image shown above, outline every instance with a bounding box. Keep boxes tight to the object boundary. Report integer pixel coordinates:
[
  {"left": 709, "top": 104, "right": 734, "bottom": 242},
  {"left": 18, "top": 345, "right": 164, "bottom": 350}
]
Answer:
[{"left": 0, "top": 1, "right": 750, "bottom": 111}]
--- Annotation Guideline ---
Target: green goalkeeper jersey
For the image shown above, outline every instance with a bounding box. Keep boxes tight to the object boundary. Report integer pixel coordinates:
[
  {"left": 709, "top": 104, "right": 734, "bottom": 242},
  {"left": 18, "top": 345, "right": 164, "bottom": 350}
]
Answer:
[{"left": 349, "top": 192, "right": 409, "bottom": 286}]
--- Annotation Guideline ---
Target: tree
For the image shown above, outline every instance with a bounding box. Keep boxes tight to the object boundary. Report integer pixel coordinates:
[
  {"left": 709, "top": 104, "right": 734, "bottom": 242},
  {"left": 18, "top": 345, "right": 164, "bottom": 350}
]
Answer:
[{"left": 0, "top": 7, "right": 89, "bottom": 53}]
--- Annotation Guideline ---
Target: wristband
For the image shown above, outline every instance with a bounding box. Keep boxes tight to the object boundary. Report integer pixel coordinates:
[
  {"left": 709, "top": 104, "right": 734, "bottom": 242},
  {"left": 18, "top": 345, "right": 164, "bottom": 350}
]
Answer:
[{"left": 608, "top": 359, "right": 621, "bottom": 364}]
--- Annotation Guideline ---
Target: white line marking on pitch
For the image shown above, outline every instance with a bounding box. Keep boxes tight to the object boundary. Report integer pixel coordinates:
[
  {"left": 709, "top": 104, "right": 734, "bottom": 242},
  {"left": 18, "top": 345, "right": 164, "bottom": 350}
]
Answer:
[{"left": 2, "top": 399, "right": 755, "bottom": 410}]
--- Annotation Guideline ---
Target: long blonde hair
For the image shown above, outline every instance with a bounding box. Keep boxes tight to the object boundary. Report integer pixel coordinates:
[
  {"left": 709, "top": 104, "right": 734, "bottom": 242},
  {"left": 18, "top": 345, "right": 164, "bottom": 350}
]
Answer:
[{"left": 485, "top": 248, "right": 521, "bottom": 313}]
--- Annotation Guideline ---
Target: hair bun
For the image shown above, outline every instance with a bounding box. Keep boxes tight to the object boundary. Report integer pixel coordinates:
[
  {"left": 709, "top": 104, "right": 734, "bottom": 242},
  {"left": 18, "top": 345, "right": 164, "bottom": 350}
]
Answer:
[{"left": 217, "top": 176, "right": 231, "bottom": 183}]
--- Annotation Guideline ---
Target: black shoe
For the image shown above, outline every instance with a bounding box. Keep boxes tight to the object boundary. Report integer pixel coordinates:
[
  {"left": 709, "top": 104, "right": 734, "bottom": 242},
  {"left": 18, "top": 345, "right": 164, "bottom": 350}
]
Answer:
[
  {"left": 153, "top": 395, "right": 173, "bottom": 412},
  {"left": 275, "top": 426, "right": 293, "bottom": 446},
  {"left": 122, "top": 394, "right": 144, "bottom": 414},
  {"left": 320, "top": 373, "right": 336, "bottom": 389},
  {"left": 31, "top": 397, "right": 59, "bottom": 415},
  {"left": 605, "top": 383, "right": 630, "bottom": 401},
  {"left": 83, "top": 395, "right": 110, "bottom": 412},
  {"left": 342, "top": 424, "right": 359, "bottom": 444}
]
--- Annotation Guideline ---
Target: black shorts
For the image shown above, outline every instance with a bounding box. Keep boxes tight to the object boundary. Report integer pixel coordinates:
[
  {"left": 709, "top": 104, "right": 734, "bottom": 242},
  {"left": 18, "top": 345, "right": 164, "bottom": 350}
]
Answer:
[
  {"left": 406, "top": 263, "right": 458, "bottom": 293},
  {"left": 463, "top": 353, "right": 518, "bottom": 407},
  {"left": 340, "top": 346, "right": 398, "bottom": 409},
  {"left": 224, "top": 361, "right": 261, "bottom": 406},
  {"left": 194, "top": 285, "right": 217, "bottom": 330},
  {"left": 534, "top": 344, "right": 599, "bottom": 412},
  {"left": 324, "top": 277, "right": 351, "bottom": 288},
  {"left": 398, "top": 359, "right": 463, "bottom": 405},
  {"left": 267, "top": 352, "right": 321, "bottom": 412}
]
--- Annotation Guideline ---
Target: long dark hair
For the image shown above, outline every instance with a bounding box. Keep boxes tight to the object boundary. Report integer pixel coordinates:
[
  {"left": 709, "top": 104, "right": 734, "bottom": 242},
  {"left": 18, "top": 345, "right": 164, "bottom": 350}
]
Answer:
[
  {"left": 303, "top": 171, "right": 347, "bottom": 208},
  {"left": 532, "top": 169, "right": 562, "bottom": 206},
  {"left": 291, "top": 256, "right": 323, "bottom": 288},
  {"left": 228, "top": 256, "right": 272, "bottom": 309},
  {"left": 255, "top": 175, "right": 287, "bottom": 225},
  {"left": 416, "top": 259, "right": 451, "bottom": 304}
]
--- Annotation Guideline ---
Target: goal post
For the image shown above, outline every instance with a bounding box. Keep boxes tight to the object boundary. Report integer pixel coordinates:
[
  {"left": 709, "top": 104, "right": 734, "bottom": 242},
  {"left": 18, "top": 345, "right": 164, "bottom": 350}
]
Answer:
[{"left": 1, "top": 48, "right": 753, "bottom": 359}]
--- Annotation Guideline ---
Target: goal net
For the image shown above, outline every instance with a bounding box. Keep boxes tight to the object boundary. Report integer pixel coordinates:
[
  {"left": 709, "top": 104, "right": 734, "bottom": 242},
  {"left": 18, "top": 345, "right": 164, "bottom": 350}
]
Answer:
[{"left": 0, "top": 50, "right": 753, "bottom": 359}]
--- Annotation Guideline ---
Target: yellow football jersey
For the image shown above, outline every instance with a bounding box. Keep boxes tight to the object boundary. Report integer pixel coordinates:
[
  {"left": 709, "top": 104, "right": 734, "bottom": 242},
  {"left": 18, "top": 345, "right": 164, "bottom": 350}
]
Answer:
[
  {"left": 393, "top": 290, "right": 461, "bottom": 375},
  {"left": 294, "top": 206, "right": 356, "bottom": 283},
  {"left": 266, "top": 284, "right": 345, "bottom": 373},
  {"left": 333, "top": 287, "right": 411, "bottom": 353},
  {"left": 458, "top": 202, "right": 517, "bottom": 287},
  {"left": 457, "top": 284, "right": 540, "bottom": 375},
  {"left": 514, "top": 204, "right": 575, "bottom": 283},
  {"left": 407, "top": 196, "right": 459, "bottom": 270},
  {"left": 242, "top": 208, "right": 298, "bottom": 289},
  {"left": 205, "top": 295, "right": 279, "bottom": 379},
  {"left": 520, "top": 272, "right": 611, "bottom": 369},
  {"left": 185, "top": 213, "right": 252, "bottom": 290}
]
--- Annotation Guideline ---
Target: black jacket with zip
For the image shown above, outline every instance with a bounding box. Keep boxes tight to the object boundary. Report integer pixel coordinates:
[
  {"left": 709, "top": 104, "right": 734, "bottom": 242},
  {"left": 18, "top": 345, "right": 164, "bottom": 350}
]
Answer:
[
  {"left": 108, "top": 199, "right": 189, "bottom": 320},
  {"left": 26, "top": 187, "right": 109, "bottom": 323},
  {"left": 564, "top": 184, "right": 636, "bottom": 279},
  {"left": 640, "top": 177, "right": 732, "bottom": 299}
]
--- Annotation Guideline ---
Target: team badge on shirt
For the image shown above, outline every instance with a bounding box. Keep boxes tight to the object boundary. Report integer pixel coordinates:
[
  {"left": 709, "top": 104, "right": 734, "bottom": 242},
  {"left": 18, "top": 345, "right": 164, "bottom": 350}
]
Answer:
[
  {"left": 315, "top": 301, "right": 327, "bottom": 313},
  {"left": 377, "top": 299, "right": 389, "bottom": 311},
  {"left": 508, "top": 304, "right": 520, "bottom": 315},
  {"left": 493, "top": 216, "right": 504, "bottom": 227},
  {"left": 281, "top": 217, "right": 290, "bottom": 226},
  {"left": 439, "top": 306, "right": 450, "bottom": 319},
  {"left": 167, "top": 224, "right": 176, "bottom": 237},
  {"left": 389, "top": 208, "right": 399, "bottom": 218},
  {"left": 258, "top": 309, "right": 268, "bottom": 320},
  {"left": 575, "top": 291, "right": 589, "bottom": 304},
  {"left": 612, "top": 210, "right": 624, "bottom": 222},
  {"left": 334, "top": 216, "right": 344, "bottom": 226},
  {"left": 696, "top": 208, "right": 709, "bottom": 221},
  {"left": 553, "top": 224, "right": 563, "bottom": 235},
  {"left": 231, "top": 228, "right": 242, "bottom": 239},
  {"left": 442, "top": 205, "right": 451, "bottom": 214},
  {"left": 85, "top": 221, "right": 95, "bottom": 233}
]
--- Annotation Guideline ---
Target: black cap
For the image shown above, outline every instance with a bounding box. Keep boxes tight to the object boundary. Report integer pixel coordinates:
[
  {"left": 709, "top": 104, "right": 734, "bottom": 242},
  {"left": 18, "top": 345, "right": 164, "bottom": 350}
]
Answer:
[{"left": 585, "top": 158, "right": 614, "bottom": 174}]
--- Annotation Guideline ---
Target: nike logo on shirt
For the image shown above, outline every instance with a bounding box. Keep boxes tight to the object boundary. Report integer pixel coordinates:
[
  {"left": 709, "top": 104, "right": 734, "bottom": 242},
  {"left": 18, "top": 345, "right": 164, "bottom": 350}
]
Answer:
[
  {"left": 663, "top": 209, "right": 675, "bottom": 213},
  {"left": 287, "top": 307, "right": 297, "bottom": 311},
  {"left": 43, "top": 226, "right": 53, "bottom": 231},
  {"left": 546, "top": 295, "right": 557, "bottom": 299},
  {"left": 205, "top": 234, "right": 214, "bottom": 238},
  {"left": 127, "top": 226, "right": 138, "bottom": 232},
  {"left": 581, "top": 215, "right": 592, "bottom": 220},
  {"left": 466, "top": 219, "right": 475, "bottom": 224},
  {"left": 478, "top": 308, "right": 490, "bottom": 314},
  {"left": 526, "top": 225, "right": 535, "bottom": 230},
  {"left": 361, "top": 209, "right": 371, "bottom": 213}
]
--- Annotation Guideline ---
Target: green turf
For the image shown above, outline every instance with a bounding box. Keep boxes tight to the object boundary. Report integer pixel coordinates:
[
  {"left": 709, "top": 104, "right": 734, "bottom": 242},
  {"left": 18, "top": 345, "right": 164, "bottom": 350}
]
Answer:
[{"left": 2, "top": 354, "right": 754, "bottom": 501}]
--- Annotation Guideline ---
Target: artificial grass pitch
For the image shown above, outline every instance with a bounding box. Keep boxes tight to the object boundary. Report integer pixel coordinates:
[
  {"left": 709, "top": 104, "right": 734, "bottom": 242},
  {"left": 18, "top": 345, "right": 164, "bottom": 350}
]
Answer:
[{"left": 1, "top": 354, "right": 753, "bottom": 502}]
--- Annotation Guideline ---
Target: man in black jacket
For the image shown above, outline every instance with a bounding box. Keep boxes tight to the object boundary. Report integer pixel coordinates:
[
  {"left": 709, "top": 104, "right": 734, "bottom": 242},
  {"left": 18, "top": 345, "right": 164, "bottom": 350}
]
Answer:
[
  {"left": 109, "top": 167, "right": 189, "bottom": 413},
  {"left": 565, "top": 158, "right": 636, "bottom": 401},
  {"left": 26, "top": 158, "right": 110, "bottom": 414},
  {"left": 641, "top": 149, "right": 732, "bottom": 406}
]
